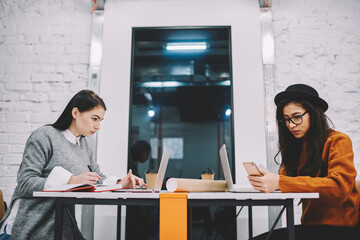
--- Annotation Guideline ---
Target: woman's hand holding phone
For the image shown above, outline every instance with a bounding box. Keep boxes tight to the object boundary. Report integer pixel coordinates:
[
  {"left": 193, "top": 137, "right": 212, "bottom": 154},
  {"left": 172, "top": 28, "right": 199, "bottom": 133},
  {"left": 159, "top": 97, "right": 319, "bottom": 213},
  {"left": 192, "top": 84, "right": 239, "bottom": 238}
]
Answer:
[
  {"left": 243, "top": 162, "right": 280, "bottom": 193},
  {"left": 243, "top": 162, "right": 263, "bottom": 176}
]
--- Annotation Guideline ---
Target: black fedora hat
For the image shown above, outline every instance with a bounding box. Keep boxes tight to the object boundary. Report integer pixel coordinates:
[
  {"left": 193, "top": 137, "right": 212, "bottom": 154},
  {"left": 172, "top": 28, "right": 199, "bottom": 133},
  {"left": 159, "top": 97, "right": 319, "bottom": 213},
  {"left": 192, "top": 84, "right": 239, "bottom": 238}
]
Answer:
[{"left": 274, "top": 84, "right": 328, "bottom": 112}]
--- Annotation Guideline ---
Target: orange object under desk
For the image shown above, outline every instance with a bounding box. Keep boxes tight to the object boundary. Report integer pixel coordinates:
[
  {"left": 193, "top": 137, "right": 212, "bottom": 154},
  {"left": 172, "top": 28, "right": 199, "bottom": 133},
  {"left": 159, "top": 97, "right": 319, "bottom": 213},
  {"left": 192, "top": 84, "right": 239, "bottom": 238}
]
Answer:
[{"left": 159, "top": 193, "right": 188, "bottom": 240}]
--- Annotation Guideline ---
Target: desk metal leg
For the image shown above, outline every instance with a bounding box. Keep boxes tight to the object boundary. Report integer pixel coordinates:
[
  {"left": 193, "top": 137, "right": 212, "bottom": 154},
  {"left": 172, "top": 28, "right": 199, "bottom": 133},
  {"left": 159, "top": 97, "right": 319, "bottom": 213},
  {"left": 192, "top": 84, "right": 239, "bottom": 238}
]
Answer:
[
  {"left": 55, "top": 199, "right": 64, "bottom": 240},
  {"left": 117, "top": 205, "right": 121, "bottom": 240},
  {"left": 265, "top": 206, "right": 286, "bottom": 240},
  {"left": 248, "top": 206, "right": 253, "bottom": 239},
  {"left": 285, "top": 199, "right": 295, "bottom": 240},
  {"left": 39, "top": 196, "right": 159, "bottom": 240}
]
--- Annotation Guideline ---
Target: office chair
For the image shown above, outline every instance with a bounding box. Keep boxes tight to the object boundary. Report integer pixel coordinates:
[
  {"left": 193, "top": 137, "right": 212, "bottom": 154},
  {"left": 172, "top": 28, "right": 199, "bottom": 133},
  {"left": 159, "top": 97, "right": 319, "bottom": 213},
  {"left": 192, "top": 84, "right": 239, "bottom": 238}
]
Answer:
[{"left": 0, "top": 189, "right": 5, "bottom": 220}]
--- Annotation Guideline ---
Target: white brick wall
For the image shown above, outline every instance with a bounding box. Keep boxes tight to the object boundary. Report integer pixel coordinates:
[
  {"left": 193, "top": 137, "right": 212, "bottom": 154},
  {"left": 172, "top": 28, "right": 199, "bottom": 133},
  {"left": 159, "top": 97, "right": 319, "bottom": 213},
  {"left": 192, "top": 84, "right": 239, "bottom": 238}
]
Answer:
[
  {"left": 272, "top": 0, "right": 360, "bottom": 170},
  {"left": 0, "top": 0, "right": 92, "bottom": 203},
  {"left": 0, "top": 0, "right": 359, "bottom": 211}
]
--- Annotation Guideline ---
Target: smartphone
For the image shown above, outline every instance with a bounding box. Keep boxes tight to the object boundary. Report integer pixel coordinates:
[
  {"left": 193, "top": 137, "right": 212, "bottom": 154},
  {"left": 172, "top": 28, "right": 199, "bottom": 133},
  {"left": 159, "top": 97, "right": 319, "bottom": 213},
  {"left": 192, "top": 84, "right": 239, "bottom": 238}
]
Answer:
[{"left": 243, "top": 162, "right": 263, "bottom": 176}]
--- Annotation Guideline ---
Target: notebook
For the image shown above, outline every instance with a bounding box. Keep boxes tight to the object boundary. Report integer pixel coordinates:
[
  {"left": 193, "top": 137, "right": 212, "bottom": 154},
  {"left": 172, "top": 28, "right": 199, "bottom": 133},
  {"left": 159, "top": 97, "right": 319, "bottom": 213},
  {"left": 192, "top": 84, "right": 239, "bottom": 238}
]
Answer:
[
  {"left": 219, "top": 144, "right": 259, "bottom": 192},
  {"left": 114, "top": 147, "right": 170, "bottom": 193},
  {"left": 43, "top": 184, "right": 125, "bottom": 193},
  {"left": 42, "top": 184, "right": 95, "bottom": 192}
]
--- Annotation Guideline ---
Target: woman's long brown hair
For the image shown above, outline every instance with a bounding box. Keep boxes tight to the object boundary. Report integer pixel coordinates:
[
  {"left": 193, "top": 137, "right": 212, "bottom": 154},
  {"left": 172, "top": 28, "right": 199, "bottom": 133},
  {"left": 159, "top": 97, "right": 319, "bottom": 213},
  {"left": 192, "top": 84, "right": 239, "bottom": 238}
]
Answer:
[{"left": 275, "top": 99, "right": 329, "bottom": 177}]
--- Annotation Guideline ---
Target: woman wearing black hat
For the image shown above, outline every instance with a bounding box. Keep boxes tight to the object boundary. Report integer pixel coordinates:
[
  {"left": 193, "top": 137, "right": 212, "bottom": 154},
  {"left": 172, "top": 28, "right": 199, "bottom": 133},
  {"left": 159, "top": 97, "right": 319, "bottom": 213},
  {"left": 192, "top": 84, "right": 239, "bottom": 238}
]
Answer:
[{"left": 248, "top": 84, "right": 359, "bottom": 240}]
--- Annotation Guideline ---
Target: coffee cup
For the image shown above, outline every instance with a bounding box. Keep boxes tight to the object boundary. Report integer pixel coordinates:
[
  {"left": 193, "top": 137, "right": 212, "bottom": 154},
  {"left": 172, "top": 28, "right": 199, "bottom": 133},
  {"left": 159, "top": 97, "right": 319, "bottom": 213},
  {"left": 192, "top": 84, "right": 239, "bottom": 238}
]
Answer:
[
  {"left": 201, "top": 168, "right": 215, "bottom": 180},
  {"left": 145, "top": 169, "right": 158, "bottom": 189},
  {"left": 201, "top": 173, "right": 215, "bottom": 180}
]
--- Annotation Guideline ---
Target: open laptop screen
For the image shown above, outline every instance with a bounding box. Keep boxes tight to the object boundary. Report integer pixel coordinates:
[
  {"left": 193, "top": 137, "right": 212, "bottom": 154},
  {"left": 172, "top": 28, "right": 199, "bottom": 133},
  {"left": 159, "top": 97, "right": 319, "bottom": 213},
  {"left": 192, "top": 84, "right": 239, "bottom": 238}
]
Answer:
[
  {"left": 153, "top": 147, "right": 170, "bottom": 191},
  {"left": 219, "top": 144, "right": 235, "bottom": 191}
]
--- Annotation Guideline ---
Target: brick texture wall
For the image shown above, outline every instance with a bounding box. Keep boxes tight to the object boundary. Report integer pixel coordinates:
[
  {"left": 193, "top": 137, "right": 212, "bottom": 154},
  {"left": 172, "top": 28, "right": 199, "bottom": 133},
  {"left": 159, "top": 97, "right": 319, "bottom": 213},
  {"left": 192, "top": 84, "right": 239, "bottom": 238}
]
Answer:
[
  {"left": 272, "top": 0, "right": 360, "bottom": 170},
  {"left": 0, "top": 0, "right": 359, "bottom": 206},
  {"left": 0, "top": 0, "right": 92, "bottom": 202}
]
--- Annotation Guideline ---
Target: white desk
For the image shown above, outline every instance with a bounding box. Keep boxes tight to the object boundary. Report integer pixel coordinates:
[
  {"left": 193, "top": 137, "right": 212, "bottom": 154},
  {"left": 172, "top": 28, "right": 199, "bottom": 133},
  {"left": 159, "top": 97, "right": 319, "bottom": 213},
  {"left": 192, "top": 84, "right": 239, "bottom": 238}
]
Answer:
[
  {"left": 34, "top": 191, "right": 161, "bottom": 240},
  {"left": 187, "top": 192, "right": 319, "bottom": 240},
  {"left": 187, "top": 192, "right": 318, "bottom": 200},
  {"left": 33, "top": 191, "right": 160, "bottom": 199},
  {"left": 33, "top": 191, "right": 319, "bottom": 240}
]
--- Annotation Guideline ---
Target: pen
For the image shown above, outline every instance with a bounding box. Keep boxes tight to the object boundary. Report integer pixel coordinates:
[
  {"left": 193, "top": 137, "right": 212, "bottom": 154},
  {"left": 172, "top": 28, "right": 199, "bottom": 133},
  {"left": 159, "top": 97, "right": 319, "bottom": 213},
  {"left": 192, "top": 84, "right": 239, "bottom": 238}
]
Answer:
[{"left": 88, "top": 165, "right": 93, "bottom": 172}]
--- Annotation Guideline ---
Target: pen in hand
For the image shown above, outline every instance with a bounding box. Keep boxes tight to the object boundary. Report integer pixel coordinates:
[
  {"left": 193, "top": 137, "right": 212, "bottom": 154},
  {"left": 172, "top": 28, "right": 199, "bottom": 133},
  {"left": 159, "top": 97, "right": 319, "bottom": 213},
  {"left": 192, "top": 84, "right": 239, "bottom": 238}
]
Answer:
[{"left": 87, "top": 165, "right": 101, "bottom": 182}]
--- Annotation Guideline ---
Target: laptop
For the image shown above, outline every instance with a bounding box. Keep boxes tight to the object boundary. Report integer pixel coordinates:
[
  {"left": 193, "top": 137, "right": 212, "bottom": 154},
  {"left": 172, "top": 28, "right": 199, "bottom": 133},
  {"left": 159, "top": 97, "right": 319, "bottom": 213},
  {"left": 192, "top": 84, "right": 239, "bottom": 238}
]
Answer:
[
  {"left": 219, "top": 144, "right": 259, "bottom": 192},
  {"left": 115, "top": 147, "right": 170, "bottom": 192},
  {"left": 152, "top": 147, "right": 170, "bottom": 191}
]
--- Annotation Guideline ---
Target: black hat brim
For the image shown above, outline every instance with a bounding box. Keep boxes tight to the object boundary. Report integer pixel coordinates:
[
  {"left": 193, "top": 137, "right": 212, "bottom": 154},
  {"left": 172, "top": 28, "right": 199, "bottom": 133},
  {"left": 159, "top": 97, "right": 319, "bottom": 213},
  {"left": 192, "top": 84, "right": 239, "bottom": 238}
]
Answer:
[{"left": 274, "top": 90, "right": 328, "bottom": 112}]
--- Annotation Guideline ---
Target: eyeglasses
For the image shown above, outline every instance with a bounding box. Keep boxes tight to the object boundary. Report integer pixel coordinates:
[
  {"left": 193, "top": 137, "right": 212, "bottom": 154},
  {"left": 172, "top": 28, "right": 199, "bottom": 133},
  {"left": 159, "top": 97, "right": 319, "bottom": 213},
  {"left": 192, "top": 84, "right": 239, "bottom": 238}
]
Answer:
[{"left": 279, "top": 111, "right": 308, "bottom": 126}]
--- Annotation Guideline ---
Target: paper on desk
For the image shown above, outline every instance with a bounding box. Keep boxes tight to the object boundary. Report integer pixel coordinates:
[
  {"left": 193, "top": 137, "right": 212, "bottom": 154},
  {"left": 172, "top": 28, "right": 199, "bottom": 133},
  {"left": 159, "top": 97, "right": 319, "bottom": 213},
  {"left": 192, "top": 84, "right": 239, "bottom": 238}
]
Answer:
[
  {"left": 102, "top": 176, "right": 121, "bottom": 185},
  {"left": 94, "top": 184, "right": 123, "bottom": 192}
]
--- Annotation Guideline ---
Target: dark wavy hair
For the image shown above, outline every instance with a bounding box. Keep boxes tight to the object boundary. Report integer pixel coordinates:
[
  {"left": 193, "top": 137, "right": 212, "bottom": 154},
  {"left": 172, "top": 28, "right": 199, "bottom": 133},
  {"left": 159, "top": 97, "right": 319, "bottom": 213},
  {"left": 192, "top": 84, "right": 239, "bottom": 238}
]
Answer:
[
  {"left": 52, "top": 90, "right": 106, "bottom": 131},
  {"left": 275, "top": 99, "right": 329, "bottom": 177}
]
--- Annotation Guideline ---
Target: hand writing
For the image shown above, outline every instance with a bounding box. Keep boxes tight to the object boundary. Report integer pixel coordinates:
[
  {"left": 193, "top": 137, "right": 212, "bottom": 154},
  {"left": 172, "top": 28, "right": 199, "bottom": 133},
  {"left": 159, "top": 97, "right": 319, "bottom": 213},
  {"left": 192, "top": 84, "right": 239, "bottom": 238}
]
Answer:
[{"left": 68, "top": 172, "right": 101, "bottom": 185}]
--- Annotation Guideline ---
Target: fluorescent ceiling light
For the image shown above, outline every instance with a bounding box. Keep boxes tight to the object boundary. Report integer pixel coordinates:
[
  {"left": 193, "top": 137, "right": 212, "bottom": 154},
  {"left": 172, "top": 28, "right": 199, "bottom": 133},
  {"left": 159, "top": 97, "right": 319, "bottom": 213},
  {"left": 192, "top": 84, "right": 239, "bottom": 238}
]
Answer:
[
  {"left": 142, "top": 81, "right": 186, "bottom": 88},
  {"left": 166, "top": 42, "right": 207, "bottom": 51},
  {"left": 139, "top": 80, "right": 230, "bottom": 88}
]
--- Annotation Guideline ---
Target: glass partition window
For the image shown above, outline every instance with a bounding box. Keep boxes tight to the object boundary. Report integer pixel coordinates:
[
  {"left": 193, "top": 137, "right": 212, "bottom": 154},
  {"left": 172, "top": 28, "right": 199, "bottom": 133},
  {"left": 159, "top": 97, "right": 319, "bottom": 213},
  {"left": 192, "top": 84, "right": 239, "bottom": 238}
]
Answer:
[{"left": 128, "top": 27, "right": 234, "bottom": 182}]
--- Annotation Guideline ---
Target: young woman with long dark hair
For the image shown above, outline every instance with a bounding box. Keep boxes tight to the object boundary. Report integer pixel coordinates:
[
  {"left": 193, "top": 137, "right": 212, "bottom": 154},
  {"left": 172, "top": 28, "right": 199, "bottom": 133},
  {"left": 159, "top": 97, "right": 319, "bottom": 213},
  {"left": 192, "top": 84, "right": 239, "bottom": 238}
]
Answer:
[
  {"left": 248, "top": 84, "right": 359, "bottom": 240},
  {"left": 0, "top": 90, "right": 144, "bottom": 240}
]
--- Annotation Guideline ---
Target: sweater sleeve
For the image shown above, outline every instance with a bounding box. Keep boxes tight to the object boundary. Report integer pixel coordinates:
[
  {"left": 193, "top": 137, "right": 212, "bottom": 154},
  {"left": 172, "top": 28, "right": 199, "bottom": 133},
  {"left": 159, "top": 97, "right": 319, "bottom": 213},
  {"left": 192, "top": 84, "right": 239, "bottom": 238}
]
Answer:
[
  {"left": 44, "top": 166, "right": 73, "bottom": 188},
  {"left": 16, "top": 129, "right": 53, "bottom": 197},
  {"left": 279, "top": 132, "right": 356, "bottom": 206}
]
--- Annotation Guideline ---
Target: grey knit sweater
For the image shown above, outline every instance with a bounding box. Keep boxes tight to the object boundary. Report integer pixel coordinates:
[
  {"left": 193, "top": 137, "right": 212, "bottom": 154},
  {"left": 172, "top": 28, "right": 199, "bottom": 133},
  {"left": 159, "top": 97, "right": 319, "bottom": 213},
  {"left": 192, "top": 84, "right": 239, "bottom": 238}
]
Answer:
[{"left": 0, "top": 126, "right": 106, "bottom": 240}]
